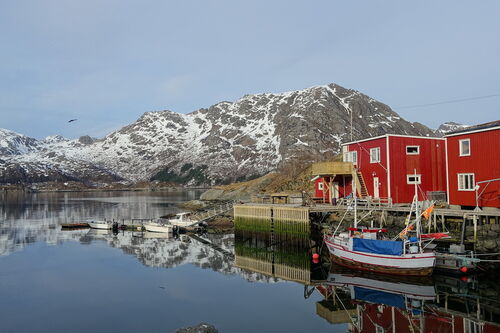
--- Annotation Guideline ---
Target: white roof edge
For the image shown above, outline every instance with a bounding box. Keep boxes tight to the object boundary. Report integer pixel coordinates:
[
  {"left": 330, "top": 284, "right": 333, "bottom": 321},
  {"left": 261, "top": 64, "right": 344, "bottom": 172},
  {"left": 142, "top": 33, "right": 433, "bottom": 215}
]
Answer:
[
  {"left": 444, "top": 125, "right": 500, "bottom": 137},
  {"left": 341, "top": 134, "right": 445, "bottom": 146}
]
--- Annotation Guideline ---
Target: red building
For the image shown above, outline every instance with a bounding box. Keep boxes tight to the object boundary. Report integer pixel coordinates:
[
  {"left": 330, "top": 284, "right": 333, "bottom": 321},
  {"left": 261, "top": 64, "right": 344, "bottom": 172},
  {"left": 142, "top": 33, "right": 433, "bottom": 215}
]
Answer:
[
  {"left": 445, "top": 121, "right": 500, "bottom": 209},
  {"left": 313, "top": 135, "right": 447, "bottom": 204}
]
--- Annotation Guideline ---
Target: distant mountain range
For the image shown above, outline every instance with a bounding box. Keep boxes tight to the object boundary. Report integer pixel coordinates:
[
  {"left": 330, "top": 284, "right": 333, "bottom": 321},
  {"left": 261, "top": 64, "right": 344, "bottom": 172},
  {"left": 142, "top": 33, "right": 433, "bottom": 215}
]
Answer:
[{"left": 0, "top": 83, "right": 467, "bottom": 185}]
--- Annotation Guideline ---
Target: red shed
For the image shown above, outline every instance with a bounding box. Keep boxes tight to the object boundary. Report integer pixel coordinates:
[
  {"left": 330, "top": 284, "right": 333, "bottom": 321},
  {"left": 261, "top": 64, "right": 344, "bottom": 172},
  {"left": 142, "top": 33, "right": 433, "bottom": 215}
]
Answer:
[
  {"left": 312, "top": 134, "right": 447, "bottom": 205},
  {"left": 445, "top": 121, "right": 500, "bottom": 209}
]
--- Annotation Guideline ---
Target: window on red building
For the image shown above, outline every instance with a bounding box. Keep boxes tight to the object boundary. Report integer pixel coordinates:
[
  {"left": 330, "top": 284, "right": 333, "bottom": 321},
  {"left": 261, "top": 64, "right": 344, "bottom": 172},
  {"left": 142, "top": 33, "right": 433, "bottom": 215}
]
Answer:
[
  {"left": 370, "top": 147, "right": 380, "bottom": 163},
  {"left": 406, "top": 146, "right": 420, "bottom": 155},
  {"left": 458, "top": 173, "right": 475, "bottom": 191},
  {"left": 407, "top": 174, "right": 421, "bottom": 184},
  {"left": 459, "top": 138, "right": 471, "bottom": 156}
]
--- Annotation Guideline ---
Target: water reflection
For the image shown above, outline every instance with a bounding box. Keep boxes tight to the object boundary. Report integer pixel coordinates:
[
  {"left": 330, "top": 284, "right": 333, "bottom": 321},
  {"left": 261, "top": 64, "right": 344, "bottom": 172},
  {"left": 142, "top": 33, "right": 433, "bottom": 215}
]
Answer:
[
  {"left": 233, "top": 230, "right": 500, "bottom": 332},
  {"left": 2, "top": 192, "right": 500, "bottom": 333},
  {"left": 0, "top": 190, "right": 203, "bottom": 256}
]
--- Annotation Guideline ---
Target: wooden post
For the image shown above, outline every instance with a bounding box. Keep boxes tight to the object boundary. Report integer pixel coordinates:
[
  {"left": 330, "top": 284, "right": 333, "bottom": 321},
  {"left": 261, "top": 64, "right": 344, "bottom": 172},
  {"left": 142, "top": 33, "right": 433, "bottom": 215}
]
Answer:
[
  {"left": 460, "top": 214, "right": 467, "bottom": 245},
  {"left": 473, "top": 214, "right": 478, "bottom": 243}
]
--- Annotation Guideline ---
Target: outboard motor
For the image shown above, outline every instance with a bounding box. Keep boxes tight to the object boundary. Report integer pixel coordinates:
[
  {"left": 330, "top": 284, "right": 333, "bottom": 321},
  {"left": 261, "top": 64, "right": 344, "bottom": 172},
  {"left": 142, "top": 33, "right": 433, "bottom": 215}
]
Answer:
[{"left": 112, "top": 221, "right": 119, "bottom": 234}]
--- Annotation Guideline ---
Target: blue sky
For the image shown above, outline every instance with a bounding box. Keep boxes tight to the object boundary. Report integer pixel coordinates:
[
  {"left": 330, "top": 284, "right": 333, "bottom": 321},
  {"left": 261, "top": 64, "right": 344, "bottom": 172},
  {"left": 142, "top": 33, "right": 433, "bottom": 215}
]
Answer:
[{"left": 1, "top": 1, "right": 499, "bottom": 139}]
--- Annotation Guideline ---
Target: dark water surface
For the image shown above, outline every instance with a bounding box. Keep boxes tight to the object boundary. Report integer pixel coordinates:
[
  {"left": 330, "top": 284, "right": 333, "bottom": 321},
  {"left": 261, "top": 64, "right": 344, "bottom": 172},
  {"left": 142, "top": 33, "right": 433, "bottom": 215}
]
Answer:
[{"left": 0, "top": 191, "right": 336, "bottom": 333}]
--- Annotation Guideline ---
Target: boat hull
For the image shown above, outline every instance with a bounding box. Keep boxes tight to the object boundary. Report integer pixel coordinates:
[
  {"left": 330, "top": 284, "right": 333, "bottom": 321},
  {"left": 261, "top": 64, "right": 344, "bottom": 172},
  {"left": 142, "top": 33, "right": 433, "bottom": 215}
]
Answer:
[
  {"left": 88, "top": 221, "right": 112, "bottom": 230},
  {"left": 144, "top": 224, "right": 173, "bottom": 233},
  {"left": 325, "top": 237, "right": 435, "bottom": 276}
]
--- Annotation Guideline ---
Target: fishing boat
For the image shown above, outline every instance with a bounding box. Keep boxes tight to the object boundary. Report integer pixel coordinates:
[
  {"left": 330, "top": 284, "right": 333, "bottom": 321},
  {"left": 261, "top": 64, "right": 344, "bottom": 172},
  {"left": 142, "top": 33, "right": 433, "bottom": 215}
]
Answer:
[
  {"left": 168, "top": 212, "right": 199, "bottom": 228},
  {"left": 324, "top": 170, "right": 436, "bottom": 276},
  {"left": 143, "top": 219, "right": 173, "bottom": 233},
  {"left": 87, "top": 220, "right": 113, "bottom": 230}
]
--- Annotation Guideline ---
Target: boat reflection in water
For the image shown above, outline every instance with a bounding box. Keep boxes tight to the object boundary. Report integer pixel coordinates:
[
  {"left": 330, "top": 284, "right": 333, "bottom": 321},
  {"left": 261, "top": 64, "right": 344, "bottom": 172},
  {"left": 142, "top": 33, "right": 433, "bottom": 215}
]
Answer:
[
  {"left": 234, "top": 228, "right": 500, "bottom": 333},
  {"left": 312, "top": 266, "right": 500, "bottom": 333}
]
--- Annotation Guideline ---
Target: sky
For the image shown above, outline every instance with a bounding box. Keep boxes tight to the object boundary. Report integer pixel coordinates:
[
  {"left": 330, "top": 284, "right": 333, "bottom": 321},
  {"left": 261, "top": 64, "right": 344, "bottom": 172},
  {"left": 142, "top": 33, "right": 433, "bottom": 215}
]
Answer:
[{"left": 1, "top": 0, "right": 499, "bottom": 139}]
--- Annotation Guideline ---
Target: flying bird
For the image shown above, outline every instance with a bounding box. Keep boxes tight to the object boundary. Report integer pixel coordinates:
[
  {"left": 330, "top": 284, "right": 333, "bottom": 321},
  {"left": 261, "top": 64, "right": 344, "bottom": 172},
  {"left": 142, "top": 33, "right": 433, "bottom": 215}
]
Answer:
[{"left": 68, "top": 119, "right": 77, "bottom": 123}]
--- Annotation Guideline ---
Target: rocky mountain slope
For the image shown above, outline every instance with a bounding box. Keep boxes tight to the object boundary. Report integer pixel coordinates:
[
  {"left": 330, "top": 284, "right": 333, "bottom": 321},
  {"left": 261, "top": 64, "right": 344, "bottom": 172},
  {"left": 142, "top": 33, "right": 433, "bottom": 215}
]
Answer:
[{"left": 1, "top": 83, "right": 441, "bottom": 185}]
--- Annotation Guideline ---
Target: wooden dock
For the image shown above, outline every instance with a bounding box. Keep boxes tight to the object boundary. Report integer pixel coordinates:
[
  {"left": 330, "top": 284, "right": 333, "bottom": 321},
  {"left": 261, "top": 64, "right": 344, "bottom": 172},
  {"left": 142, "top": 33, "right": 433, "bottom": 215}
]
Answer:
[{"left": 233, "top": 203, "right": 500, "bottom": 244}]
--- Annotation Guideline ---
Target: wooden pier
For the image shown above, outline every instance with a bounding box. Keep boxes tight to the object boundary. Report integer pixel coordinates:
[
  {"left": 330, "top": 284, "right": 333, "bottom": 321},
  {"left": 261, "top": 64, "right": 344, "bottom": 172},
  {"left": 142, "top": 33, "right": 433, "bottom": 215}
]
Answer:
[{"left": 233, "top": 203, "right": 500, "bottom": 245}]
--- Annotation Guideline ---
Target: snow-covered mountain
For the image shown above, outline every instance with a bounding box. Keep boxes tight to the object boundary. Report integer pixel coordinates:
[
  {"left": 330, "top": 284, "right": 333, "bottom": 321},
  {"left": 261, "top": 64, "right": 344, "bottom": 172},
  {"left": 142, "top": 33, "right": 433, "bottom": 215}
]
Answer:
[
  {"left": 435, "top": 122, "right": 469, "bottom": 136},
  {"left": 0, "top": 83, "right": 436, "bottom": 185}
]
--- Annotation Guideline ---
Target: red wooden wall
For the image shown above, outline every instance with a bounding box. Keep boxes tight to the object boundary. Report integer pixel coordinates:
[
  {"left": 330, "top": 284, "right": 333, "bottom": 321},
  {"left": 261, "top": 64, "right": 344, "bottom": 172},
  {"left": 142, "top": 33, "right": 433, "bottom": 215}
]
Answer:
[{"left": 446, "top": 128, "right": 500, "bottom": 208}]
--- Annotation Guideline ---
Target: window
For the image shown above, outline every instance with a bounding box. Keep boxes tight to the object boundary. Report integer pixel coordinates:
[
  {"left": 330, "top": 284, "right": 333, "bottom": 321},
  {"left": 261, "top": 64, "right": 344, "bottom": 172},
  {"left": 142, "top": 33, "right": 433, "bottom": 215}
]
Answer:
[
  {"left": 370, "top": 147, "right": 380, "bottom": 163},
  {"left": 459, "top": 138, "right": 471, "bottom": 156},
  {"left": 458, "top": 173, "right": 475, "bottom": 191},
  {"left": 343, "top": 151, "right": 358, "bottom": 164},
  {"left": 407, "top": 174, "right": 421, "bottom": 184},
  {"left": 406, "top": 146, "right": 420, "bottom": 155},
  {"left": 318, "top": 182, "right": 324, "bottom": 190},
  {"left": 351, "top": 151, "right": 358, "bottom": 165}
]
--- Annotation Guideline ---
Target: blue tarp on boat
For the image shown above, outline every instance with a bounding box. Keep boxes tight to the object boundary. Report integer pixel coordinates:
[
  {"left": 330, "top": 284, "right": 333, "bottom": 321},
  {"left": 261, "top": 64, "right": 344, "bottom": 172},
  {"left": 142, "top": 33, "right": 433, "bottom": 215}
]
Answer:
[
  {"left": 353, "top": 287, "right": 406, "bottom": 309},
  {"left": 352, "top": 238, "right": 403, "bottom": 256}
]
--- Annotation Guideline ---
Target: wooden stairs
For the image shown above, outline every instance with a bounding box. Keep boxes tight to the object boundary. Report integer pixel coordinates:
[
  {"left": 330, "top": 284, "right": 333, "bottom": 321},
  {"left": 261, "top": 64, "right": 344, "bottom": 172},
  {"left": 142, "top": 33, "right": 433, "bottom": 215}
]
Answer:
[{"left": 353, "top": 170, "right": 369, "bottom": 198}]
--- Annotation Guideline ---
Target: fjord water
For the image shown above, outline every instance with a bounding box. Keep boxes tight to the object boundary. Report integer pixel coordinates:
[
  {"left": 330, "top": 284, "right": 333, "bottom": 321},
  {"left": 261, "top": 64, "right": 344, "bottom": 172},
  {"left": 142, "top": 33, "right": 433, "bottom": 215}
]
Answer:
[
  {"left": 3, "top": 191, "right": 500, "bottom": 333},
  {"left": 0, "top": 191, "right": 335, "bottom": 333}
]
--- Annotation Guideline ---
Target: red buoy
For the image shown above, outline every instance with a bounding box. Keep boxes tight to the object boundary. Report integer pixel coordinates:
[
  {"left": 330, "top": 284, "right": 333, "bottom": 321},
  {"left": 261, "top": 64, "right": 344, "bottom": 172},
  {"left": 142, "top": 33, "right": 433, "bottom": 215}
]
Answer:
[
  {"left": 312, "top": 253, "right": 319, "bottom": 260},
  {"left": 460, "top": 266, "right": 468, "bottom": 273}
]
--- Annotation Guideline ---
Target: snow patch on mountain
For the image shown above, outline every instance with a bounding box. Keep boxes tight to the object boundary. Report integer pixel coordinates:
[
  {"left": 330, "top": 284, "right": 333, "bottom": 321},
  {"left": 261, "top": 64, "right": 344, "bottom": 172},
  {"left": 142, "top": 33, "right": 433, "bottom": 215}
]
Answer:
[{"left": 0, "top": 83, "right": 436, "bottom": 185}]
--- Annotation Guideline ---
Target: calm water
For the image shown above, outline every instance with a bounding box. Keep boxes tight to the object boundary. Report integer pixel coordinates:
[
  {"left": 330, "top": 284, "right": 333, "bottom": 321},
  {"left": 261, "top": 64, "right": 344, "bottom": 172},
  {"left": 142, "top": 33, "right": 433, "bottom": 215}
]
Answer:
[{"left": 1, "top": 191, "right": 499, "bottom": 333}]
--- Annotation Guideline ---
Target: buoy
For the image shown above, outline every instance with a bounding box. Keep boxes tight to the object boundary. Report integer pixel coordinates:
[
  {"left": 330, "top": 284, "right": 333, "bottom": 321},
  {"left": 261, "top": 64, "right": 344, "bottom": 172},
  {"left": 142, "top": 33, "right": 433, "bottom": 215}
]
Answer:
[
  {"left": 312, "top": 253, "right": 319, "bottom": 260},
  {"left": 459, "top": 266, "right": 468, "bottom": 273}
]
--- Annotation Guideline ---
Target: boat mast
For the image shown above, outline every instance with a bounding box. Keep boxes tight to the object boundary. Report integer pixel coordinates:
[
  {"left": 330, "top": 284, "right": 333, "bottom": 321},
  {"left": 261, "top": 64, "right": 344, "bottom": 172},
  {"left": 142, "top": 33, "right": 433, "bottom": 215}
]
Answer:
[
  {"left": 413, "top": 169, "right": 420, "bottom": 240},
  {"left": 353, "top": 171, "right": 358, "bottom": 229}
]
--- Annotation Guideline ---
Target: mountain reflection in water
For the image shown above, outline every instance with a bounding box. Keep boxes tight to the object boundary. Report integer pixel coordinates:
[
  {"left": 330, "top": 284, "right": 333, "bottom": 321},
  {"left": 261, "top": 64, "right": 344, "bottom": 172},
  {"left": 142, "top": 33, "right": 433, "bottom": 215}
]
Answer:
[{"left": 2, "top": 191, "right": 500, "bottom": 333}]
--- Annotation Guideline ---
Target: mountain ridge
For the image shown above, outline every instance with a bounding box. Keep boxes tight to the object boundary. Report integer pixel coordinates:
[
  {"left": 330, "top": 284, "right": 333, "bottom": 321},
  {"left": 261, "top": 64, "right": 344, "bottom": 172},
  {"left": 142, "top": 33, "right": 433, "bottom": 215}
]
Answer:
[{"left": 0, "top": 83, "right": 461, "bottom": 185}]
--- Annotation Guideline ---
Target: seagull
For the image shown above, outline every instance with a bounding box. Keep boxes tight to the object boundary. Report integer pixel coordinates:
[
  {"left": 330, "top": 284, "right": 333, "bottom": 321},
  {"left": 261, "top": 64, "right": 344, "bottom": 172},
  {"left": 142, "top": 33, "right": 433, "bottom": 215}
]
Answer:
[{"left": 68, "top": 119, "right": 77, "bottom": 123}]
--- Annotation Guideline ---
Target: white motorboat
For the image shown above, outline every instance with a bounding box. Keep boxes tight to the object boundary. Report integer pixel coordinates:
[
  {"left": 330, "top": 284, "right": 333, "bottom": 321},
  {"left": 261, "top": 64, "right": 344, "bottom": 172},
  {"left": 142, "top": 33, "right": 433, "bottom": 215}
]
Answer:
[
  {"left": 143, "top": 220, "right": 173, "bottom": 233},
  {"left": 168, "top": 212, "right": 199, "bottom": 228},
  {"left": 87, "top": 220, "right": 113, "bottom": 230}
]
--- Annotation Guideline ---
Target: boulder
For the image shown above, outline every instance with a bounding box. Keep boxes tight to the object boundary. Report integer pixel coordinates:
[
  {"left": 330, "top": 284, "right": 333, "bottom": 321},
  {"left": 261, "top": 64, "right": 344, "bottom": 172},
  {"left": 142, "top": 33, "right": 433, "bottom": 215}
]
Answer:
[
  {"left": 484, "top": 239, "right": 497, "bottom": 251},
  {"left": 174, "top": 323, "right": 218, "bottom": 333},
  {"left": 491, "top": 224, "right": 500, "bottom": 232}
]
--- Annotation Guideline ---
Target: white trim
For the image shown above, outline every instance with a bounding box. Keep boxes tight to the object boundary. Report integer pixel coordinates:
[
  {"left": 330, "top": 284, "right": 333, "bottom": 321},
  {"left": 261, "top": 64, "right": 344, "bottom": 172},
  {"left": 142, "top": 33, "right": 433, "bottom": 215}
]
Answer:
[
  {"left": 386, "top": 138, "right": 391, "bottom": 200},
  {"left": 407, "top": 174, "right": 422, "bottom": 184},
  {"left": 318, "top": 182, "right": 324, "bottom": 190},
  {"left": 341, "top": 134, "right": 445, "bottom": 147},
  {"left": 370, "top": 147, "right": 381, "bottom": 163},
  {"left": 406, "top": 145, "right": 420, "bottom": 155},
  {"left": 457, "top": 173, "right": 475, "bottom": 191},
  {"left": 445, "top": 138, "right": 450, "bottom": 205},
  {"left": 444, "top": 125, "right": 500, "bottom": 137},
  {"left": 459, "top": 138, "right": 471, "bottom": 156}
]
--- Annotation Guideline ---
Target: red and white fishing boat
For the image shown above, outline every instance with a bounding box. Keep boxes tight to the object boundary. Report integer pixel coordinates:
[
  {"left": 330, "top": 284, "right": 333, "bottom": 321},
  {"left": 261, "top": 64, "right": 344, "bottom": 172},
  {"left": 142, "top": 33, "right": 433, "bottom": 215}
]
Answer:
[{"left": 324, "top": 171, "right": 436, "bottom": 276}]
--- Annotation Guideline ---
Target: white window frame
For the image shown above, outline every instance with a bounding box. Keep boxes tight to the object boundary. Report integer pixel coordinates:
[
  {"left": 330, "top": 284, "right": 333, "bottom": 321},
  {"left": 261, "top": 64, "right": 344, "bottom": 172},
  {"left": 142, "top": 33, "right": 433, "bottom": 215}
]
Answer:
[
  {"left": 407, "top": 174, "right": 421, "bottom": 184},
  {"left": 459, "top": 138, "right": 471, "bottom": 156},
  {"left": 318, "top": 182, "right": 324, "bottom": 190},
  {"left": 370, "top": 147, "right": 380, "bottom": 163},
  {"left": 406, "top": 145, "right": 420, "bottom": 155},
  {"left": 351, "top": 151, "right": 358, "bottom": 165},
  {"left": 458, "top": 173, "right": 475, "bottom": 191}
]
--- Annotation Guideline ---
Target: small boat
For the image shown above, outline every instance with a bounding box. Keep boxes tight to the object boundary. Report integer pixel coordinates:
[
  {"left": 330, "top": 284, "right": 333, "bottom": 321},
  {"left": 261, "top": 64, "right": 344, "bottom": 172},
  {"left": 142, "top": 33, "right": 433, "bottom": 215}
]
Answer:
[
  {"left": 168, "top": 212, "right": 199, "bottom": 228},
  {"left": 87, "top": 220, "right": 113, "bottom": 230},
  {"left": 143, "top": 220, "right": 173, "bottom": 233},
  {"left": 324, "top": 170, "right": 436, "bottom": 276}
]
